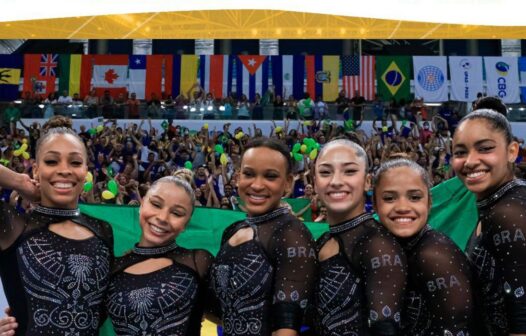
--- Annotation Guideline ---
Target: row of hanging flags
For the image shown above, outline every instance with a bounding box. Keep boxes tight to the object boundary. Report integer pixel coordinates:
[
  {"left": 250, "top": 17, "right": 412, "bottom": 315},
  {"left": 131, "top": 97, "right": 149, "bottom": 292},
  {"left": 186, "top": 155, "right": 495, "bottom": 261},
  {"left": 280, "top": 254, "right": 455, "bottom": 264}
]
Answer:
[{"left": 1, "top": 54, "right": 526, "bottom": 104}]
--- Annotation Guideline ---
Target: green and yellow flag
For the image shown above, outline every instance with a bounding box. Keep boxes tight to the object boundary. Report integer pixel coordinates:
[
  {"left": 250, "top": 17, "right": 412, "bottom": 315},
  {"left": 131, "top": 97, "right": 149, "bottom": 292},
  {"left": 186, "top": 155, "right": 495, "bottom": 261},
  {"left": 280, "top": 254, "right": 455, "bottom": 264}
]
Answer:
[
  {"left": 376, "top": 56, "right": 411, "bottom": 103},
  {"left": 58, "top": 54, "right": 83, "bottom": 96}
]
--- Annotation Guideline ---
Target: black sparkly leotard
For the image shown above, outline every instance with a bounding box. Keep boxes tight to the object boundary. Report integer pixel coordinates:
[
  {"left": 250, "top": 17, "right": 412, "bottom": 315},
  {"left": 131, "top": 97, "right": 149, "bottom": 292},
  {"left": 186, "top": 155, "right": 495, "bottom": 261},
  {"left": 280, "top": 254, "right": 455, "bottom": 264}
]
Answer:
[
  {"left": 466, "top": 178, "right": 526, "bottom": 335},
  {"left": 0, "top": 204, "right": 113, "bottom": 336},
  {"left": 399, "top": 225, "right": 475, "bottom": 336},
  {"left": 314, "top": 213, "right": 407, "bottom": 336},
  {"left": 210, "top": 207, "right": 317, "bottom": 336},
  {"left": 106, "top": 242, "right": 213, "bottom": 336}
]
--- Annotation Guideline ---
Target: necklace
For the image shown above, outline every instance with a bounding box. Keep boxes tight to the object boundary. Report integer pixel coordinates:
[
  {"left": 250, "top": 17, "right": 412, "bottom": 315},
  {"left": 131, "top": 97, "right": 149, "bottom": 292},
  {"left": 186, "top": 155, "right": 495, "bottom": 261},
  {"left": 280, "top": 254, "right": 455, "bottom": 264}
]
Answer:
[
  {"left": 476, "top": 179, "right": 526, "bottom": 209},
  {"left": 34, "top": 205, "right": 80, "bottom": 218},
  {"left": 133, "top": 240, "right": 178, "bottom": 256},
  {"left": 245, "top": 207, "right": 290, "bottom": 225},
  {"left": 329, "top": 213, "right": 373, "bottom": 235}
]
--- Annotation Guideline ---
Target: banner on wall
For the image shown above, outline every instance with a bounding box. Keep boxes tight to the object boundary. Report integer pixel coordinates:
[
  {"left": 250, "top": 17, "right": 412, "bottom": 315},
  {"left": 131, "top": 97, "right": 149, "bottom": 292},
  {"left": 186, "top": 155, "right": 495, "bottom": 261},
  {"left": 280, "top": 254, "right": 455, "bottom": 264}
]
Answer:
[
  {"left": 305, "top": 55, "right": 340, "bottom": 102},
  {"left": 235, "top": 55, "right": 269, "bottom": 101},
  {"left": 375, "top": 56, "right": 411, "bottom": 103},
  {"left": 448, "top": 56, "right": 483, "bottom": 102},
  {"left": 0, "top": 54, "right": 22, "bottom": 101},
  {"left": 199, "top": 55, "right": 233, "bottom": 99},
  {"left": 519, "top": 57, "right": 526, "bottom": 103},
  {"left": 484, "top": 56, "right": 520, "bottom": 104},
  {"left": 270, "top": 55, "right": 305, "bottom": 100},
  {"left": 89, "top": 55, "right": 129, "bottom": 97},
  {"left": 128, "top": 55, "right": 173, "bottom": 100},
  {"left": 341, "top": 55, "right": 376, "bottom": 101},
  {"left": 23, "top": 54, "right": 58, "bottom": 96},
  {"left": 413, "top": 56, "right": 448, "bottom": 102}
]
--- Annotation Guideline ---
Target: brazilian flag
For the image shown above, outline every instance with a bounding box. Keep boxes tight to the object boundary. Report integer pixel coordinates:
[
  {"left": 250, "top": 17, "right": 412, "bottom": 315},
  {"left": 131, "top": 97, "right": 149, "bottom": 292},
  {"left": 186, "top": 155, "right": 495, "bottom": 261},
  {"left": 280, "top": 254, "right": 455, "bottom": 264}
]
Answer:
[
  {"left": 376, "top": 56, "right": 411, "bottom": 103},
  {"left": 0, "top": 54, "right": 22, "bottom": 101}
]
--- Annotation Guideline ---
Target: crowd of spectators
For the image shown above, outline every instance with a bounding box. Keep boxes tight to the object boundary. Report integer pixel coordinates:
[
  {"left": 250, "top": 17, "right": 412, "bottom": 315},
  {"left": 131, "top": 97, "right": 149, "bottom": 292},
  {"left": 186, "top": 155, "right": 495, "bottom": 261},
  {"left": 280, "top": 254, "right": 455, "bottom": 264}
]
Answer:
[{"left": 2, "top": 94, "right": 525, "bottom": 222}]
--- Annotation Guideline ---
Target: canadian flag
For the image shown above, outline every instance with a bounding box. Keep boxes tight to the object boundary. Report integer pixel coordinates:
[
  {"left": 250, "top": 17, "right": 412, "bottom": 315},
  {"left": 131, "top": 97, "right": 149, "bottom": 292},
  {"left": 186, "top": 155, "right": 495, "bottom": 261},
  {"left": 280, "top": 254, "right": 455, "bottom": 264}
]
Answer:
[{"left": 87, "top": 55, "right": 128, "bottom": 97}]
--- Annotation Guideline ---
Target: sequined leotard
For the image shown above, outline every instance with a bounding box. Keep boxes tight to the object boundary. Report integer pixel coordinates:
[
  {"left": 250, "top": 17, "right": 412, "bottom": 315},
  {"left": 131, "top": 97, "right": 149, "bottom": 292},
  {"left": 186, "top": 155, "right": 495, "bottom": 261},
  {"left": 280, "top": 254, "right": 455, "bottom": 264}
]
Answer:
[
  {"left": 314, "top": 213, "right": 407, "bottom": 336},
  {"left": 467, "top": 178, "right": 526, "bottom": 335},
  {"left": 210, "top": 207, "right": 317, "bottom": 336},
  {"left": 399, "top": 225, "right": 475, "bottom": 336},
  {"left": 106, "top": 242, "right": 213, "bottom": 336},
  {"left": 0, "top": 204, "right": 113, "bottom": 336}
]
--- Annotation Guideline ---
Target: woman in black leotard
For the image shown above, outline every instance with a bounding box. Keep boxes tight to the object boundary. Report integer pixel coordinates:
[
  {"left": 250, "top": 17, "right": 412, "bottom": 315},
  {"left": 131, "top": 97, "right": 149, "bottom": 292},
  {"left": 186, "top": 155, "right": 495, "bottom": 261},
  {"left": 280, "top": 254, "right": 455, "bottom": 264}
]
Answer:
[
  {"left": 209, "top": 137, "right": 317, "bottom": 336},
  {"left": 312, "top": 139, "right": 407, "bottom": 336},
  {"left": 105, "top": 175, "right": 213, "bottom": 336},
  {"left": 452, "top": 109, "right": 525, "bottom": 335},
  {"left": 0, "top": 116, "right": 113, "bottom": 335},
  {"left": 373, "top": 158, "right": 476, "bottom": 335}
]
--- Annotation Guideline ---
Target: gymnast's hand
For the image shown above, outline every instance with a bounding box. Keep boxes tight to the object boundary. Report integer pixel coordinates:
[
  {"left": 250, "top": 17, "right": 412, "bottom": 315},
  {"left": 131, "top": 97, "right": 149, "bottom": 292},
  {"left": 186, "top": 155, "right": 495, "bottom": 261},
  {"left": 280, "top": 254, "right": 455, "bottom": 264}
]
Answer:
[
  {"left": 17, "top": 173, "right": 40, "bottom": 203},
  {"left": 0, "top": 307, "right": 17, "bottom": 336}
]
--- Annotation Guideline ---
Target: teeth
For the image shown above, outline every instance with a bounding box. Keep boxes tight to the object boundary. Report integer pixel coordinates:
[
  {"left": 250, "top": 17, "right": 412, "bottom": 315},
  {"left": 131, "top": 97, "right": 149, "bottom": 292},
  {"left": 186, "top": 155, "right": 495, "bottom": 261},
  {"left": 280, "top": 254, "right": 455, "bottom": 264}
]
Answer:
[
  {"left": 250, "top": 195, "right": 266, "bottom": 200},
  {"left": 54, "top": 182, "right": 73, "bottom": 188},
  {"left": 467, "top": 171, "right": 486, "bottom": 178},
  {"left": 394, "top": 218, "right": 413, "bottom": 223},
  {"left": 150, "top": 224, "right": 167, "bottom": 234},
  {"left": 329, "top": 192, "right": 347, "bottom": 198}
]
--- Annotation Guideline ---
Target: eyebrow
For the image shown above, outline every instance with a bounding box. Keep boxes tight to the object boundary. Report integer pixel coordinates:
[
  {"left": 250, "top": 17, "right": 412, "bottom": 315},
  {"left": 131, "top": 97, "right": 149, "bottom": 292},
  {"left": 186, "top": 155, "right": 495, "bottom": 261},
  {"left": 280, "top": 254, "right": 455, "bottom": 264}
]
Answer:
[
  {"left": 454, "top": 138, "right": 495, "bottom": 148},
  {"left": 318, "top": 162, "right": 360, "bottom": 167},
  {"left": 43, "top": 150, "right": 83, "bottom": 155}
]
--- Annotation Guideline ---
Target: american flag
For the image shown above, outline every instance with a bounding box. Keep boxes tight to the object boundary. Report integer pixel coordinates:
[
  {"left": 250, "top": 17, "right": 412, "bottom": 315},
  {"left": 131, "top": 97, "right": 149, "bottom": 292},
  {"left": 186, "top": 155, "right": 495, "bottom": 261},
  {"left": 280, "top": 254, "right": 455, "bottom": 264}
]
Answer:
[
  {"left": 39, "top": 54, "right": 58, "bottom": 77},
  {"left": 342, "top": 55, "right": 376, "bottom": 100}
]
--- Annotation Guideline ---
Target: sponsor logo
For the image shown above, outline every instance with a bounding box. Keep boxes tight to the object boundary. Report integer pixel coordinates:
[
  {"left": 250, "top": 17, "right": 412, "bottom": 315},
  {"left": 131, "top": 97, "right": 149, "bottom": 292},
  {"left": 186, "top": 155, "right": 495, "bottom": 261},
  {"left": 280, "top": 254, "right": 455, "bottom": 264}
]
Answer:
[
  {"left": 460, "top": 59, "right": 471, "bottom": 99},
  {"left": 460, "top": 58, "right": 471, "bottom": 70},
  {"left": 417, "top": 65, "right": 445, "bottom": 92},
  {"left": 495, "top": 61, "right": 510, "bottom": 98}
]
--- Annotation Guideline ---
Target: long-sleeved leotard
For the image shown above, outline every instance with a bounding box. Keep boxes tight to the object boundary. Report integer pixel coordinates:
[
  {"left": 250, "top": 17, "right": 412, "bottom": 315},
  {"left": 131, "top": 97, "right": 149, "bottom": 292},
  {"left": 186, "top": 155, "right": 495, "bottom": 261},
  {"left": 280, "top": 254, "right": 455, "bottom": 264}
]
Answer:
[
  {"left": 0, "top": 204, "right": 113, "bottom": 336},
  {"left": 210, "top": 207, "right": 317, "bottom": 336},
  {"left": 106, "top": 242, "right": 213, "bottom": 336},
  {"left": 314, "top": 212, "right": 407, "bottom": 336},
  {"left": 467, "top": 178, "right": 526, "bottom": 335},
  {"left": 400, "top": 226, "right": 475, "bottom": 336}
]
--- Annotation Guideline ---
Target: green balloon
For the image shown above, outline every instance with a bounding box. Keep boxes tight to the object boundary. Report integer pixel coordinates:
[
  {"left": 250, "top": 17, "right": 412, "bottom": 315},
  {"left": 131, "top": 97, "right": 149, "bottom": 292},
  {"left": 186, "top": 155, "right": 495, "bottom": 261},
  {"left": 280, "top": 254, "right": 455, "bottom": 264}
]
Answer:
[
  {"left": 108, "top": 180, "right": 119, "bottom": 195},
  {"left": 293, "top": 153, "right": 303, "bottom": 162},
  {"left": 292, "top": 143, "right": 301, "bottom": 153},
  {"left": 184, "top": 161, "right": 193, "bottom": 170},
  {"left": 161, "top": 120, "right": 168, "bottom": 130},
  {"left": 106, "top": 166, "right": 114, "bottom": 177},
  {"left": 83, "top": 181, "right": 93, "bottom": 192},
  {"left": 214, "top": 144, "right": 224, "bottom": 154},
  {"left": 89, "top": 128, "right": 97, "bottom": 135}
]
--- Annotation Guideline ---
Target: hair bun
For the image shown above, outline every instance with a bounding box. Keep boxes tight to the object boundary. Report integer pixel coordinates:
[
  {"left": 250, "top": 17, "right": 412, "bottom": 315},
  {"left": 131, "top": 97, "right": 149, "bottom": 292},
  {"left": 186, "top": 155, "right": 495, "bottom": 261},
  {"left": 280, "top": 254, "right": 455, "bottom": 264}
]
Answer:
[
  {"left": 42, "top": 115, "right": 73, "bottom": 131},
  {"left": 173, "top": 168, "right": 195, "bottom": 187}
]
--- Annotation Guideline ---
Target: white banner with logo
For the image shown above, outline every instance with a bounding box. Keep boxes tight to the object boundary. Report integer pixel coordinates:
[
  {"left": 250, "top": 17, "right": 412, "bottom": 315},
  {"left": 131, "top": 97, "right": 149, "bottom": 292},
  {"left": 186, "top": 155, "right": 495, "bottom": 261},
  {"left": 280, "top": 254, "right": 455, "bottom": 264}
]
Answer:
[
  {"left": 484, "top": 57, "right": 520, "bottom": 104},
  {"left": 449, "top": 56, "right": 483, "bottom": 102},
  {"left": 413, "top": 56, "right": 449, "bottom": 102}
]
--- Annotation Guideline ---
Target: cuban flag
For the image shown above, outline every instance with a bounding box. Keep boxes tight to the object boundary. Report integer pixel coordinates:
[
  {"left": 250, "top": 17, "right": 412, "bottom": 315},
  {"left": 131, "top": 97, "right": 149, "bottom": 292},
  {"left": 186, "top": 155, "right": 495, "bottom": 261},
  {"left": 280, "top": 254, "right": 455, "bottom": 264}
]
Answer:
[
  {"left": 236, "top": 55, "right": 269, "bottom": 101},
  {"left": 271, "top": 55, "right": 305, "bottom": 100},
  {"left": 199, "top": 55, "right": 233, "bottom": 99}
]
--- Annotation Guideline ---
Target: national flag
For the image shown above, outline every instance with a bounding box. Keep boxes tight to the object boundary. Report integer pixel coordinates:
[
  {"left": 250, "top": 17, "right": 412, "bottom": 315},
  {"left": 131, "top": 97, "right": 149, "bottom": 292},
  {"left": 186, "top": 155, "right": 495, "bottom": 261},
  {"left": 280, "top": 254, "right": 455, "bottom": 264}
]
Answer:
[
  {"left": 518, "top": 57, "right": 526, "bottom": 103},
  {"left": 271, "top": 55, "right": 305, "bottom": 100},
  {"left": 58, "top": 54, "right": 84, "bottom": 96},
  {"left": 484, "top": 56, "right": 520, "bottom": 104},
  {"left": 172, "top": 55, "right": 198, "bottom": 99},
  {"left": 236, "top": 55, "right": 269, "bottom": 101},
  {"left": 84, "top": 55, "right": 128, "bottom": 97},
  {"left": 413, "top": 56, "right": 449, "bottom": 102},
  {"left": 128, "top": 55, "right": 173, "bottom": 100},
  {"left": 199, "top": 55, "right": 233, "bottom": 99},
  {"left": 342, "top": 55, "right": 376, "bottom": 100},
  {"left": 0, "top": 54, "right": 22, "bottom": 101},
  {"left": 23, "top": 54, "right": 57, "bottom": 97},
  {"left": 449, "top": 56, "right": 483, "bottom": 102},
  {"left": 376, "top": 56, "right": 411, "bottom": 103},
  {"left": 306, "top": 55, "right": 339, "bottom": 101}
]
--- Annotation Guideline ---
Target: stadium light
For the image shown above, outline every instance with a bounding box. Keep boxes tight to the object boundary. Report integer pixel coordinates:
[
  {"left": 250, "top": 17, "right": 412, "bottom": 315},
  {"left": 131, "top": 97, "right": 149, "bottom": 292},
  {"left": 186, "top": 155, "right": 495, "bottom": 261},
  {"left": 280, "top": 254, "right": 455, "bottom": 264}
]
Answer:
[
  {"left": 38, "top": 104, "right": 45, "bottom": 108},
  {"left": 219, "top": 106, "right": 225, "bottom": 111},
  {"left": 207, "top": 106, "right": 213, "bottom": 111},
  {"left": 190, "top": 107, "right": 196, "bottom": 112}
]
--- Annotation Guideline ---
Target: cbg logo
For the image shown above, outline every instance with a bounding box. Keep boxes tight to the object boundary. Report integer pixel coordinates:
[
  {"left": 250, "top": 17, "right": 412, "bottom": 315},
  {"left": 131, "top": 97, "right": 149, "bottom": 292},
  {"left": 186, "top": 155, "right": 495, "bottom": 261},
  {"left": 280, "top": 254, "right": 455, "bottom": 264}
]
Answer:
[{"left": 495, "top": 62, "right": 510, "bottom": 98}]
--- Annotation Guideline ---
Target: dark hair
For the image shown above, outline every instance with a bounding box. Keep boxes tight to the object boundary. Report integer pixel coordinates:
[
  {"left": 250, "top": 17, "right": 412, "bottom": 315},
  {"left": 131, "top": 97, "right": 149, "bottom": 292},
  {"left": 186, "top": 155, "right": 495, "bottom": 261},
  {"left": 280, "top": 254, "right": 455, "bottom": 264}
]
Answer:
[
  {"left": 372, "top": 158, "right": 432, "bottom": 199},
  {"left": 457, "top": 108, "right": 513, "bottom": 144},
  {"left": 241, "top": 137, "right": 292, "bottom": 175},
  {"left": 36, "top": 116, "right": 85, "bottom": 160},
  {"left": 474, "top": 96, "right": 508, "bottom": 116}
]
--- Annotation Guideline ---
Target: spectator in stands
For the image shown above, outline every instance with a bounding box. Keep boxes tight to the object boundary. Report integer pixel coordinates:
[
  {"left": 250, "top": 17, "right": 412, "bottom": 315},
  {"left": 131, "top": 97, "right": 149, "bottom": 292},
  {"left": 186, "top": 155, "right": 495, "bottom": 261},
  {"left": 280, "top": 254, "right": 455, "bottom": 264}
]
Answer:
[
  {"left": 57, "top": 90, "right": 73, "bottom": 105},
  {"left": 335, "top": 89, "right": 349, "bottom": 114},
  {"left": 273, "top": 95, "right": 285, "bottom": 119},
  {"left": 101, "top": 90, "right": 115, "bottom": 118},
  {"left": 146, "top": 92, "right": 161, "bottom": 118},
  {"left": 3, "top": 102, "right": 20, "bottom": 134},
  {"left": 314, "top": 95, "right": 328, "bottom": 120},
  {"left": 285, "top": 94, "right": 298, "bottom": 119},
  {"left": 126, "top": 92, "right": 140, "bottom": 119},
  {"left": 350, "top": 89, "right": 366, "bottom": 121},
  {"left": 84, "top": 88, "right": 99, "bottom": 118},
  {"left": 237, "top": 94, "right": 250, "bottom": 120}
]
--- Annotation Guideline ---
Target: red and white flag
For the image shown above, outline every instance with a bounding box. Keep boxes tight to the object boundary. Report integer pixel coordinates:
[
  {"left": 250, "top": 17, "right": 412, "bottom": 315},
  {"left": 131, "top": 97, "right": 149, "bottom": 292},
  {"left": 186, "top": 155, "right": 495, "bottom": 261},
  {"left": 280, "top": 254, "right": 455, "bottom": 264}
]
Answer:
[
  {"left": 342, "top": 55, "right": 376, "bottom": 100},
  {"left": 199, "top": 55, "right": 233, "bottom": 98},
  {"left": 85, "top": 55, "right": 128, "bottom": 97}
]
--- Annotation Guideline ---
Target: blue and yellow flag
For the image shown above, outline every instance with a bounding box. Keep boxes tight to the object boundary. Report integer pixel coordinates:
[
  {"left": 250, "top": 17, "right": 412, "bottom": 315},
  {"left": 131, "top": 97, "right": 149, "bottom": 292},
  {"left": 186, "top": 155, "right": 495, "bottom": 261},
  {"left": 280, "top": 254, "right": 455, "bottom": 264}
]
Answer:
[{"left": 0, "top": 54, "right": 22, "bottom": 101}]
